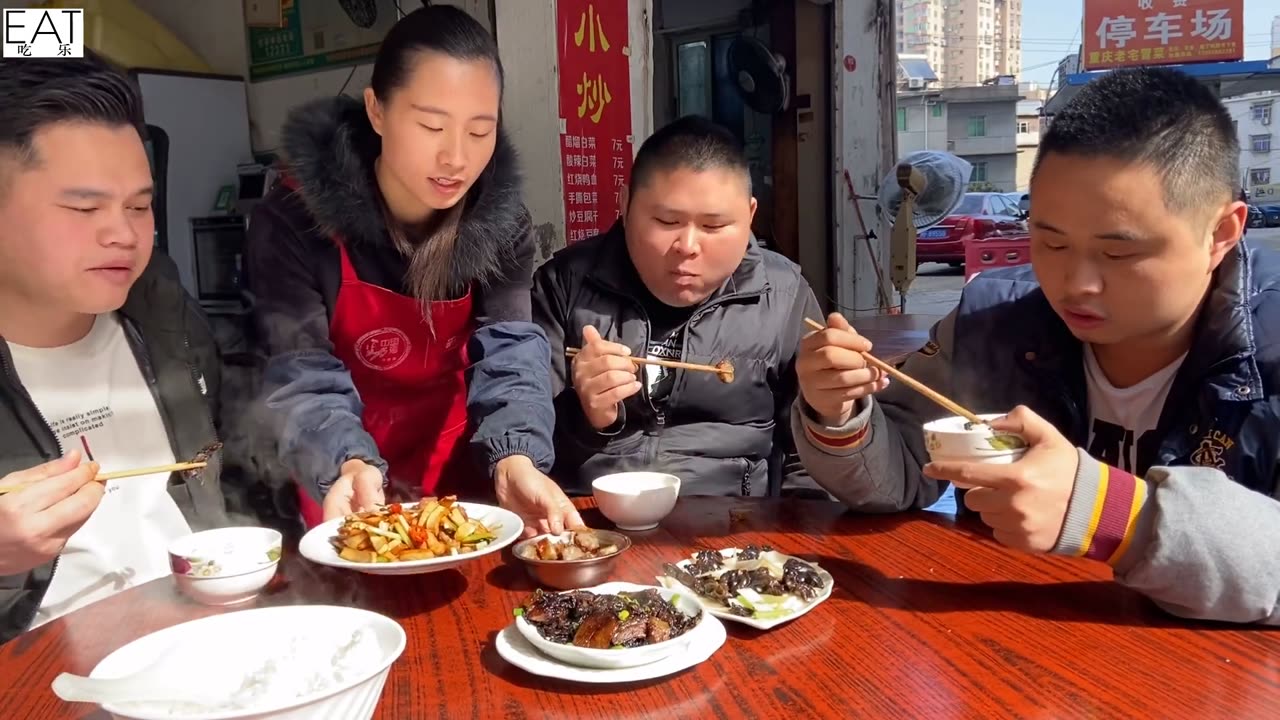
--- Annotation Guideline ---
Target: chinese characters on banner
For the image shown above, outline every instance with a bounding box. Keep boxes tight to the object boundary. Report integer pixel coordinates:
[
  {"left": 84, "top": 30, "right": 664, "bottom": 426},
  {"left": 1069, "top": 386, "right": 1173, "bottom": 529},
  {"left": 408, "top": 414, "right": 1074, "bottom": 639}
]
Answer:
[
  {"left": 557, "top": 0, "right": 633, "bottom": 245},
  {"left": 1082, "top": 0, "right": 1243, "bottom": 71}
]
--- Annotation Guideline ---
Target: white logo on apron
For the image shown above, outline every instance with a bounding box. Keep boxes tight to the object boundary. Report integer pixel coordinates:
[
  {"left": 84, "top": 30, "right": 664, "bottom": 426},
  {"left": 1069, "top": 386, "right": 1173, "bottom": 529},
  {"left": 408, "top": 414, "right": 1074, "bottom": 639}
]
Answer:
[{"left": 355, "top": 327, "right": 413, "bottom": 371}]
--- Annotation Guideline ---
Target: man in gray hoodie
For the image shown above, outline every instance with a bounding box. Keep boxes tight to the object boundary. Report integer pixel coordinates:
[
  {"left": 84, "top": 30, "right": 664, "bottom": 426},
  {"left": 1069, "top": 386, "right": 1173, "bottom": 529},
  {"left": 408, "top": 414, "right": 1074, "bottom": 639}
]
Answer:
[{"left": 792, "top": 67, "right": 1279, "bottom": 625}]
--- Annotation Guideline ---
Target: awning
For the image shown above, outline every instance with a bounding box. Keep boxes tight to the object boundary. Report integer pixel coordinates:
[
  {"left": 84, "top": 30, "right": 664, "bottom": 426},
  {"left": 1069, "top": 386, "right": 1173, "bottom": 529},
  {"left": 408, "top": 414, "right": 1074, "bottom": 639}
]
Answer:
[{"left": 1044, "top": 59, "right": 1280, "bottom": 115}]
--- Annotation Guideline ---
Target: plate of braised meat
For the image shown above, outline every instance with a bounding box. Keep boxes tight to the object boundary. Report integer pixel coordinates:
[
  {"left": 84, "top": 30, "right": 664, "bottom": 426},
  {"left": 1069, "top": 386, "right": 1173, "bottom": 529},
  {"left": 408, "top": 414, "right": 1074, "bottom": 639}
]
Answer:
[
  {"left": 656, "top": 546, "right": 833, "bottom": 629},
  {"left": 511, "top": 583, "right": 712, "bottom": 670}
]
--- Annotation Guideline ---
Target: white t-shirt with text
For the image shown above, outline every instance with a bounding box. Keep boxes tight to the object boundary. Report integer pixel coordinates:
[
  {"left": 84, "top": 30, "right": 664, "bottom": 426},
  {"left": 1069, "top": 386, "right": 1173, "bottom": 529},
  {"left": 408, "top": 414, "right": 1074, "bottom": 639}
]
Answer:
[
  {"left": 1083, "top": 345, "right": 1186, "bottom": 475},
  {"left": 7, "top": 313, "right": 191, "bottom": 628}
]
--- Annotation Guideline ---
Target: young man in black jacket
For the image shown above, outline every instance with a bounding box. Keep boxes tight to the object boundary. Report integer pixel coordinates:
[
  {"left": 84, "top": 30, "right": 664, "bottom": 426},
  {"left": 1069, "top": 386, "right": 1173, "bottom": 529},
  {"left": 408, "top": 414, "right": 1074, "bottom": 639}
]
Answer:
[
  {"left": 534, "top": 116, "right": 827, "bottom": 497},
  {"left": 0, "top": 55, "right": 230, "bottom": 643}
]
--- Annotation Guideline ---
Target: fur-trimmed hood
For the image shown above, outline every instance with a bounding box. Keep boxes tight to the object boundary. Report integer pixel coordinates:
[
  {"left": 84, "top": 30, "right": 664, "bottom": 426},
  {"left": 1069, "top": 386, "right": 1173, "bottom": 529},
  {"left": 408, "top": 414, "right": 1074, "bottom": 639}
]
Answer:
[{"left": 278, "top": 95, "right": 528, "bottom": 292}]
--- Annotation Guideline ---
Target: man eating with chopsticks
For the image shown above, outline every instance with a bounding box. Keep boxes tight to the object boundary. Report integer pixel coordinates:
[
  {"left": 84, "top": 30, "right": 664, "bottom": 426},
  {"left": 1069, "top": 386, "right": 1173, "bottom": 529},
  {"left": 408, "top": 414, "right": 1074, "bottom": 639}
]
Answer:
[
  {"left": 794, "top": 67, "right": 1280, "bottom": 625},
  {"left": 532, "top": 116, "right": 828, "bottom": 498},
  {"left": 0, "top": 55, "right": 231, "bottom": 643}
]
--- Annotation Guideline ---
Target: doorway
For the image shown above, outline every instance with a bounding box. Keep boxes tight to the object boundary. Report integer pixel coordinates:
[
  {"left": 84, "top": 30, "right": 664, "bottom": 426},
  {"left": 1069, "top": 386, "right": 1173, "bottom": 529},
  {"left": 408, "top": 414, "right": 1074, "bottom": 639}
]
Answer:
[{"left": 668, "top": 26, "right": 777, "bottom": 247}]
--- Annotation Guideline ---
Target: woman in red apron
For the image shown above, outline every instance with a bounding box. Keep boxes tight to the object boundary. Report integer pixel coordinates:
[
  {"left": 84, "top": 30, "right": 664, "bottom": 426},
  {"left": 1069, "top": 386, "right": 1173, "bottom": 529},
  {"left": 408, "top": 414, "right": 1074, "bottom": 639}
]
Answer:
[{"left": 245, "top": 6, "right": 581, "bottom": 535}]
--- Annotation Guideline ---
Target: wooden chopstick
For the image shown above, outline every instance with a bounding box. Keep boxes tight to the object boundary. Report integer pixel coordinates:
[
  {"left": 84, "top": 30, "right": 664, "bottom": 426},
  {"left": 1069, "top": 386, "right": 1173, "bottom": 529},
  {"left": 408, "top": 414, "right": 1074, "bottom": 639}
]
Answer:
[
  {"left": 97, "top": 462, "right": 208, "bottom": 481},
  {"left": 565, "top": 347, "right": 728, "bottom": 377},
  {"left": 802, "top": 317, "right": 986, "bottom": 426},
  {"left": 0, "top": 462, "right": 208, "bottom": 495}
]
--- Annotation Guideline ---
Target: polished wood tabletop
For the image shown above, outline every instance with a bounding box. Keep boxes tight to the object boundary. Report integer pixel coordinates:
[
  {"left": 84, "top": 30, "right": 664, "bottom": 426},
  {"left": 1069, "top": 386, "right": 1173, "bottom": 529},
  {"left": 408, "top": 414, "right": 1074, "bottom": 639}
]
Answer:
[
  {"left": 2, "top": 497, "right": 1277, "bottom": 719},
  {"left": 852, "top": 313, "right": 941, "bottom": 364}
]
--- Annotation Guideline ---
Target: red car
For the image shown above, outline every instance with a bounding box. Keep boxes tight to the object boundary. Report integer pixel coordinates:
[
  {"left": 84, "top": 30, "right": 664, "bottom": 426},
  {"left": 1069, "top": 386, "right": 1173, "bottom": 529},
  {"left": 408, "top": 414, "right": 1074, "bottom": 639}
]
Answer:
[{"left": 916, "top": 192, "right": 1028, "bottom": 266}]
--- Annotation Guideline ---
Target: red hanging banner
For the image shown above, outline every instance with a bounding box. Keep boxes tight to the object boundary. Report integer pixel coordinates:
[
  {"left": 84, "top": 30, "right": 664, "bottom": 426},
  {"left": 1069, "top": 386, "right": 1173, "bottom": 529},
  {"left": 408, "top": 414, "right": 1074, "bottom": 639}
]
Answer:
[{"left": 556, "top": 0, "right": 634, "bottom": 245}]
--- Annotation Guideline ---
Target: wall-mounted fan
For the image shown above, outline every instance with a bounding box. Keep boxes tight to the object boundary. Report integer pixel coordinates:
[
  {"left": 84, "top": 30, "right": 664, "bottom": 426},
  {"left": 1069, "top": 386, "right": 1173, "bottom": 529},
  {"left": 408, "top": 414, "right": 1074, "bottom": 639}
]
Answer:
[
  {"left": 339, "top": 0, "right": 379, "bottom": 29},
  {"left": 727, "top": 36, "right": 790, "bottom": 114}
]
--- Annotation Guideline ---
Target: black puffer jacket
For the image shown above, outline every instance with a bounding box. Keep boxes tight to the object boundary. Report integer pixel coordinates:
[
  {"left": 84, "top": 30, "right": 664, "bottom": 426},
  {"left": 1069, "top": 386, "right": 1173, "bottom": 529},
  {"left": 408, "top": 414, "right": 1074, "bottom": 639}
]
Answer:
[
  {"left": 533, "top": 221, "right": 827, "bottom": 497},
  {"left": 246, "top": 96, "right": 556, "bottom": 501}
]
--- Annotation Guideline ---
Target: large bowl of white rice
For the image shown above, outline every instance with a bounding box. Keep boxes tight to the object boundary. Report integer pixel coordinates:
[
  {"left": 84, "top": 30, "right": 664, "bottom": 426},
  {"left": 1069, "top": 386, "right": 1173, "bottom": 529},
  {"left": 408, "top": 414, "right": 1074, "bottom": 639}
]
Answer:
[{"left": 83, "top": 605, "right": 405, "bottom": 720}]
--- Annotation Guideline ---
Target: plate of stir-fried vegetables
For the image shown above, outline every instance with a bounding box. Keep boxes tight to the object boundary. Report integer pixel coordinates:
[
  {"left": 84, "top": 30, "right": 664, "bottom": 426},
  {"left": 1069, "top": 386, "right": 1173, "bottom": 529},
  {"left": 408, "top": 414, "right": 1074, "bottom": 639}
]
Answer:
[{"left": 298, "top": 496, "right": 523, "bottom": 575}]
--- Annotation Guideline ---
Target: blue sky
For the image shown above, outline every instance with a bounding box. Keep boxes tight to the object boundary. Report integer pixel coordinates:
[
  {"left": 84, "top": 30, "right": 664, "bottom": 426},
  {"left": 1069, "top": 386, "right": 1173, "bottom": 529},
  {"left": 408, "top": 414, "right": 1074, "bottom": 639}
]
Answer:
[{"left": 1022, "top": 0, "right": 1277, "bottom": 84}]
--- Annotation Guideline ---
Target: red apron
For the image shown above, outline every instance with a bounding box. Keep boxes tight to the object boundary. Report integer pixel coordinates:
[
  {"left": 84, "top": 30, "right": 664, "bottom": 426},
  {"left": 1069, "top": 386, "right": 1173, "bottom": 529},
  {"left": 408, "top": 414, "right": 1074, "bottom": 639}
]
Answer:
[{"left": 296, "top": 241, "right": 476, "bottom": 529}]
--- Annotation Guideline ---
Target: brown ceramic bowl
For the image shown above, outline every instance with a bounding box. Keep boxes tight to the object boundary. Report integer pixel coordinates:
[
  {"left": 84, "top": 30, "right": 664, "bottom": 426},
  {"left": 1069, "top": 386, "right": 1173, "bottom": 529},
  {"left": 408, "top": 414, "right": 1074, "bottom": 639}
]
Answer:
[{"left": 511, "top": 529, "right": 632, "bottom": 590}]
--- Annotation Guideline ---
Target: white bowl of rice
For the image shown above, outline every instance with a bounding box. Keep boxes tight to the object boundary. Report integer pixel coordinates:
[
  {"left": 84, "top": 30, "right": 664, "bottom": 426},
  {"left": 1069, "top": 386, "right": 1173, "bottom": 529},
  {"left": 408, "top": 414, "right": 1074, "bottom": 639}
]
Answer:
[{"left": 83, "top": 605, "right": 405, "bottom": 720}]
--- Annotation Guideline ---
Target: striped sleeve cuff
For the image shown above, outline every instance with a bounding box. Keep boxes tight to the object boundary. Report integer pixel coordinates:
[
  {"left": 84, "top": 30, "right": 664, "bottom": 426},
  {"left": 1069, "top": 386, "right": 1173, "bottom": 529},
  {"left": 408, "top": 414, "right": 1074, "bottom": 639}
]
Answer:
[
  {"left": 799, "top": 398, "right": 873, "bottom": 456},
  {"left": 1053, "top": 448, "right": 1150, "bottom": 566}
]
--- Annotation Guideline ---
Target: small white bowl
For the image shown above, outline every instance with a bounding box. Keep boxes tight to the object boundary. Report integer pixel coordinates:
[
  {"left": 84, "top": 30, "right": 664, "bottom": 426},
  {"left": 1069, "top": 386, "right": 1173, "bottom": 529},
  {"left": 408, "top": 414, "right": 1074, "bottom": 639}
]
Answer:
[
  {"left": 514, "top": 582, "right": 704, "bottom": 670},
  {"left": 591, "top": 472, "right": 680, "bottom": 531},
  {"left": 923, "top": 414, "right": 1028, "bottom": 484},
  {"left": 168, "top": 527, "right": 282, "bottom": 606}
]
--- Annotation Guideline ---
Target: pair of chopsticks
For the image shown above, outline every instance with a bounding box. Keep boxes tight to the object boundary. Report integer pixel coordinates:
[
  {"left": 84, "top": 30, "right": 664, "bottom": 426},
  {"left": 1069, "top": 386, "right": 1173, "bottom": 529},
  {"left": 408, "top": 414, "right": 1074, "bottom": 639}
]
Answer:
[
  {"left": 803, "top": 317, "right": 986, "bottom": 426},
  {"left": 565, "top": 347, "right": 736, "bottom": 383},
  {"left": 0, "top": 462, "right": 207, "bottom": 496}
]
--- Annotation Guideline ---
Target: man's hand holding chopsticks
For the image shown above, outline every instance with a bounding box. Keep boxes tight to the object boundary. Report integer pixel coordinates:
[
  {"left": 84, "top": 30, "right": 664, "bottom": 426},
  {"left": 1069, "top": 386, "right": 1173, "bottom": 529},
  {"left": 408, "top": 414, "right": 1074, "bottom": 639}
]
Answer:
[
  {"left": 924, "top": 406, "right": 1079, "bottom": 553},
  {"left": 571, "top": 325, "right": 642, "bottom": 431},
  {"left": 0, "top": 450, "right": 103, "bottom": 576},
  {"left": 797, "top": 312, "right": 891, "bottom": 426}
]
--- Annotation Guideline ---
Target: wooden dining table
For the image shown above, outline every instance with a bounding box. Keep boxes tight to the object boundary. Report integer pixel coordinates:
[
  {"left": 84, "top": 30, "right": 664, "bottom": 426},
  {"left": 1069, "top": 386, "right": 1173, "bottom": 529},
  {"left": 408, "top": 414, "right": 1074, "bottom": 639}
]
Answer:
[
  {"left": 852, "top": 313, "right": 941, "bottom": 365},
  {"left": 2, "top": 497, "right": 1277, "bottom": 719}
]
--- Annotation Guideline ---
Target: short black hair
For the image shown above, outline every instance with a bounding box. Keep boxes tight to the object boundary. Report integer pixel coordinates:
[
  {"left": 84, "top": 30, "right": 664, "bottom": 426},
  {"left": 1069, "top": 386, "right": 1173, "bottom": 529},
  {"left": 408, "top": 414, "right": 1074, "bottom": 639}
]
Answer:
[
  {"left": 630, "top": 115, "right": 751, "bottom": 194},
  {"left": 1034, "top": 67, "right": 1238, "bottom": 213},
  {"left": 0, "top": 52, "right": 145, "bottom": 167}
]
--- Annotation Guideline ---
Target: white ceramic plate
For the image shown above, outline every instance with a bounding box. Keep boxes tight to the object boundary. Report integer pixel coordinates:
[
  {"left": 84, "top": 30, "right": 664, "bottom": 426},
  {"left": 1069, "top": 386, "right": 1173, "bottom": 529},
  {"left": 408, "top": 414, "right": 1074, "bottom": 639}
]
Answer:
[
  {"left": 299, "top": 501, "right": 523, "bottom": 575},
  {"left": 655, "top": 548, "right": 834, "bottom": 630},
  {"left": 513, "top": 582, "right": 705, "bottom": 669},
  {"left": 82, "top": 605, "right": 405, "bottom": 720},
  {"left": 496, "top": 607, "right": 726, "bottom": 684}
]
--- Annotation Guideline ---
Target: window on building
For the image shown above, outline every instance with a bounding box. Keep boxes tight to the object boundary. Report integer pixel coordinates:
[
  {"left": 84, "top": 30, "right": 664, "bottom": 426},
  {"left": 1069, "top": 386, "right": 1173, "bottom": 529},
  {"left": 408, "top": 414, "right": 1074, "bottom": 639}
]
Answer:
[
  {"left": 1017, "top": 121, "right": 1030, "bottom": 133},
  {"left": 968, "top": 116, "right": 987, "bottom": 137},
  {"left": 1251, "top": 168, "right": 1272, "bottom": 186},
  {"left": 897, "top": 107, "right": 908, "bottom": 132},
  {"left": 1252, "top": 103, "right": 1273, "bottom": 124},
  {"left": 971, "top": 162, "right": 989, "bottom": 182},
  {"left": 931, "top": 103, "right": 944, "bottom": 118},
  {"left": 1251, "top": 135, "right": 1272, "bottom": 153}
]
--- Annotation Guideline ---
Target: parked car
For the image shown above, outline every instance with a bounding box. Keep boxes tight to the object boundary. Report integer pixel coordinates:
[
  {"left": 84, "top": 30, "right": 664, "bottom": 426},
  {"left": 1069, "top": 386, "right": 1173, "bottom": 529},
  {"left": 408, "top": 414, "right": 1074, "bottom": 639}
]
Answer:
[
  {"left": 917, "top": 192, "right": 1028, "bottom": 265},
  {"left": 1247, "top": 204, "right": 1266, "bottom": 229},
  {"left": 1261, "top": 205, "right": 1280, "bottom": 228},
  {"left": 1002, "top": 191, "right": 1030, "bottom": 214}
]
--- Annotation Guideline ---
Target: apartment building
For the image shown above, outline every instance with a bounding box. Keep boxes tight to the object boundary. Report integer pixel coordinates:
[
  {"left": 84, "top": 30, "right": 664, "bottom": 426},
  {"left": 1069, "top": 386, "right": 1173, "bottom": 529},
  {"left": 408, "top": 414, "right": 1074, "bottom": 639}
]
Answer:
[
  {"left": 897, "top": 82, "right": 1023, "bottom": 191},
  {"left": 896, "top": 0, "right": 1022, "bottom": 87},
  {"left": 1014, "top": 86, "right": 1047, "bottom": 191},
  {"left": 993, "top": 0, "right": 1022, "bottom": 80},
  {"left": 896, "top": 0, "right": 948, "bottom": 83},
  {"left": 1272, "top": 15, "right": 1280, "bottom": 61},
  {"left": 1227, "top": 92, "right": 1279, "bottom": 202}
]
